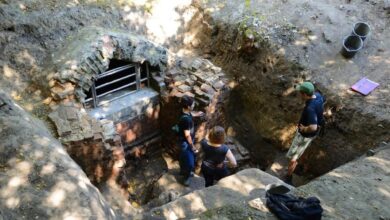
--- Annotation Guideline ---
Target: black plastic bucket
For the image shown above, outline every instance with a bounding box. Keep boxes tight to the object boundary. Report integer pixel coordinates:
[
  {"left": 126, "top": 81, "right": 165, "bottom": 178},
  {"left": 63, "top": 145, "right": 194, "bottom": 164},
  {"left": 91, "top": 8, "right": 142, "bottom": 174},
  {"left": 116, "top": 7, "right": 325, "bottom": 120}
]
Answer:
[
  {"left": 341, "top": 35, "right": 363, "bottom": 58},
  {"left": 352, "top": 22, "right": 370, "bottom": 41}
]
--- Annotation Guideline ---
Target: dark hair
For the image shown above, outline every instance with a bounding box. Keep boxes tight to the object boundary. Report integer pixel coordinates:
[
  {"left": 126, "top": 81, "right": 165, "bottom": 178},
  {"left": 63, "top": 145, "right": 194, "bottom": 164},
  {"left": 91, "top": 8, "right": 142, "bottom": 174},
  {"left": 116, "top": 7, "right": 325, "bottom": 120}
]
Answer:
[
  {"left": 208, "top": 126, "right": 225, "bottom": 145},
  {"left": 300, "top": 91, "right": 314, "bottom": 96},
  {"left": 181, "top": 95, "right": 194, "bottom": 109}
]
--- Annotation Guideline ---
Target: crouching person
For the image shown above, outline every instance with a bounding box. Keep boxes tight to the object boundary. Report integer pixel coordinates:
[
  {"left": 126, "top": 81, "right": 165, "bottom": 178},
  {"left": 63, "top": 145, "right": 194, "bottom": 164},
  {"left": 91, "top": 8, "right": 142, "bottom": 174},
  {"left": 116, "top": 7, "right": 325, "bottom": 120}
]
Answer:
[{"left": 201, "top": 126, "right": 237, "bottom": 187}]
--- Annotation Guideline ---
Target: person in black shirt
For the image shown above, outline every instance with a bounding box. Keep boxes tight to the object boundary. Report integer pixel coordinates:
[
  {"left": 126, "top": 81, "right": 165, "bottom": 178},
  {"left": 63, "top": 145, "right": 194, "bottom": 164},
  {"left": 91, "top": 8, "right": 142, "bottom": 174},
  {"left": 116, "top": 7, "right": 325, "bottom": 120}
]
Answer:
[
  {"left": 201, "top": 126, "right": 237, "bottom": 187},
  {"left": 178, "top": 96, "right": 204, "bottom": 186},
  {"left": 286, "top": 82, "right": 325, "bottom": 180}
]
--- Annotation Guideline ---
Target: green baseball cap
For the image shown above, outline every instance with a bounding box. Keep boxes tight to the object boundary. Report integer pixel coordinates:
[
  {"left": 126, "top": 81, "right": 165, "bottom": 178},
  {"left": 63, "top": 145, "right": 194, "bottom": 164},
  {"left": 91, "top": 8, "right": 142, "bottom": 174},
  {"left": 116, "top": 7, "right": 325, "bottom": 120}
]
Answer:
[{"left": 295, "top": 82, "right": 314, "bottom": 95}]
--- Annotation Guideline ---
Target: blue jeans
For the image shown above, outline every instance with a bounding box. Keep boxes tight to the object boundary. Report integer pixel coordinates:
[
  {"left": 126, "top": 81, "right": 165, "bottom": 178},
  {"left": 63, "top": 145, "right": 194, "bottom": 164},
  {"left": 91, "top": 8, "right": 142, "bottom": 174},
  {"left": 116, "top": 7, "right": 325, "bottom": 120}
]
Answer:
[
  {"left": 201, "top": 163, "right": 229, "bottom": 187},
  {"left": 179, "top": 139, "right": 196, "bottom": 179}
]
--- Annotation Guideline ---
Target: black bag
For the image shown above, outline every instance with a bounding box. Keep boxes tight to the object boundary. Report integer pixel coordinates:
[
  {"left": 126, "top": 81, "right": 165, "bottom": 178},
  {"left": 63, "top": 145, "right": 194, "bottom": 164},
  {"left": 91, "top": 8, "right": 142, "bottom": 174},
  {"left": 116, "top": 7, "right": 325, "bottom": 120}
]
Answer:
[{"left": 266, "top": 192, "right": 323, "bottom": 220}]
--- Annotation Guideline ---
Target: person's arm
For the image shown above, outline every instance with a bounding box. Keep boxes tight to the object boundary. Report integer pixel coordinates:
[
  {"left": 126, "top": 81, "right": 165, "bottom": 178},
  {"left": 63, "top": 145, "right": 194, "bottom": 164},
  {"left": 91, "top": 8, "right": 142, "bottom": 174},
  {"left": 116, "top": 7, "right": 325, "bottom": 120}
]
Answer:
[
  {"left": 299, "top": 107, "right": 318, "bottom": 133},
  {"left": 225, "top": 149, "right": 237, "bottom": 168},
  {"left": 184, "top": 129, "right": 198, "bottom": 152},
  {"left": 299, "top": 124, "right": 318, "bottom": 133},
  {"left": 181, "top": 115, "right": 198, "bottom": 152},
  {"left": 191, "top": 111, "right": 205, "bottom": 117}
]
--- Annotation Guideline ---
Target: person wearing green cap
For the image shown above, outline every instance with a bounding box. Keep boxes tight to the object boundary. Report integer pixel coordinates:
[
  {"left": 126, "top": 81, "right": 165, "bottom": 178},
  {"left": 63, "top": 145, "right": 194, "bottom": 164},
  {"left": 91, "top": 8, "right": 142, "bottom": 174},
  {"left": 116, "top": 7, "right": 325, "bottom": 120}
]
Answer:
[{"left": 286, "top": 81, "right": 325, "bottom": 182}]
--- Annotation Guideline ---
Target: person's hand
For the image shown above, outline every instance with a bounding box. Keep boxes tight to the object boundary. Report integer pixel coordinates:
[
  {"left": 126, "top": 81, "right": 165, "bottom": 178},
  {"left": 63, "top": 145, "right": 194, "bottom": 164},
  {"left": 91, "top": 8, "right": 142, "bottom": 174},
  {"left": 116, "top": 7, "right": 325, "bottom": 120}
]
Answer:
[
  {"left": 192, "top": 111, "right": 205, "bottom": 117},
  {"left": 298, "top": 124, "right": 305, "bottom": 133},
  {"left": 216, "top": 162, "right": 224, "bottom": 168}
]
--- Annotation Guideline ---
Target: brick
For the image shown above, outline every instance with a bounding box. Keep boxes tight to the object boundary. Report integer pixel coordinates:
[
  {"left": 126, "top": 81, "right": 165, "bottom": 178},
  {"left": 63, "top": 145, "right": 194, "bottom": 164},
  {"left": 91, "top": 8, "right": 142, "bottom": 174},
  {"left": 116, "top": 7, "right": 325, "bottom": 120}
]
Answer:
[
  {"left": 173, "top": 75, "right": 186, "bottom": 86},
  {"left": 191, "top": 71, "right": 207, "bottom": 83},
  {"left": 48, "top": 79, "right": 57, "bottom": 87},
  {"left": 204, "top": 75, "right": 219, "bottom": 85},
  {"left": 185, "top": 78, "right": 195, "bottom": 86},
  {"left": 164, "top": 76, "right": 173, "bottom": 84},
  {"left": 191, "top": 59, "right": 203, "bottom": 70},
  {"left": 177, "top": 84, "right": 192, "bottom": 93},
  {"left": 104, "top": 143, "right": 111, "bottom": 150},
  {"left": 170, "top": 88, "right": 184, "bottom": 98},
  {"left": 167, "top": 68, "right": 180, "bottom": 76},
  {"left": 211, "top": 66, "right": 222, "bottom": 73},
  {"left": 173, "top": 75, "right": 187, "bottom": 82},
  {"left": 173, "top": 80, "right": 184, "bottom": 87},
  {"left": 125, "top": 129, "right": 137, "bottom": 143},
  {"left": 200, "top": 83, "right": 215, "bottom": 94},
  {"left": 93, "top": 132, "right": 103, "bottom": 141},
  {"left": 183, "top": 91, "right": 195, "bottom": 98},
  {"left": 152, "top": 75, "right": 164, "bottom": 83},
  {"left": 65, "top": 107, "right": 78, "bottom": 120},
  {"left": 115, "top": 122, "right": 129, "bottom": 133},
  {"left": 82, "top": 128, "right": 94, "bottom": 139},
  {"left": 213, "top": 80, "right": 225, "bottom": 90},
  {"left": 190, "top": 75, "right": 197, "bottom": 81},
  {"left": 113, "top": 135, "right": 122, "bottom": 145},
  {"left": 194, "top": 87, "right": 205, "bottom": 97},
  {"left": 91, "top": 123, "right": 103, "bottom": 134},
  {"left": 195, "top": 97, "right": 209, "bottom": 106}
]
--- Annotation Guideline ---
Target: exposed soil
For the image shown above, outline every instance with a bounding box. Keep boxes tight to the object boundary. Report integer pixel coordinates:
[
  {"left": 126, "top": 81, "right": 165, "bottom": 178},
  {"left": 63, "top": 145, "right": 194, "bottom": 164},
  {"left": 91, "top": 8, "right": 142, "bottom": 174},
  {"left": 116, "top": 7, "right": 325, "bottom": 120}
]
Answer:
[
  {"left": 181, "top": 0, "right": 390, "bottom": 178},
  {"left": 123, "top": 147, "right": 167, "bottom": 206}
]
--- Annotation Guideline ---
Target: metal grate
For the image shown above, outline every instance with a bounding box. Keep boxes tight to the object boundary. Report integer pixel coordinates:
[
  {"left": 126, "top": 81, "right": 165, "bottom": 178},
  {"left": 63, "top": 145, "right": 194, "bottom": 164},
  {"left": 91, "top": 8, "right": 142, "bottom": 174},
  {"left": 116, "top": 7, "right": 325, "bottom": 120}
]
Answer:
[{"left": 85, "top": 62, "right": 150, "bottom": 108}]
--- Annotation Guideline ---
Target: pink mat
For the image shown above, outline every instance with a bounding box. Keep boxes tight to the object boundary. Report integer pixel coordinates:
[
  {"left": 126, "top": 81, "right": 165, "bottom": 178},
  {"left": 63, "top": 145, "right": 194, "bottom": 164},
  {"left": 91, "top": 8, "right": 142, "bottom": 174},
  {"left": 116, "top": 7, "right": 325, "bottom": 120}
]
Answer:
[{"left": 351, "top": 77, "right": 379, "bottom": 95}]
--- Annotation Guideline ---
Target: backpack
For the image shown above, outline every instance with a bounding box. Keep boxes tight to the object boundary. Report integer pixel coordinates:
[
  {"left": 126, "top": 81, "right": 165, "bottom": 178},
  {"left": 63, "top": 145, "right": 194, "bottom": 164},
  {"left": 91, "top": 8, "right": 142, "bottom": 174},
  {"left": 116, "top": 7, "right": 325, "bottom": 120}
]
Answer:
[
  {"left": 266, "top": 192, "right": 323, "bottom": 220},
  {"left": 171, "top": 114, "right": 191, "bottom": 135},
  {"left": 315, "top": 90, "right": 327, "bottom": 137}
]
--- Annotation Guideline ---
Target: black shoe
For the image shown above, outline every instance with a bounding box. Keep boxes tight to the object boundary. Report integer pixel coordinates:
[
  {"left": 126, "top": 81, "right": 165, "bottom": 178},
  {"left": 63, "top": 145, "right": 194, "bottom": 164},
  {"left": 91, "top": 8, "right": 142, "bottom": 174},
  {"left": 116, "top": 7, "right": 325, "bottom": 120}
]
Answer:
[
  {"left": 284, "top": 175, "right": 293, "bottom": 185},
  {"left": 294, "top": 164, "right": 304, "bottom": 176}
]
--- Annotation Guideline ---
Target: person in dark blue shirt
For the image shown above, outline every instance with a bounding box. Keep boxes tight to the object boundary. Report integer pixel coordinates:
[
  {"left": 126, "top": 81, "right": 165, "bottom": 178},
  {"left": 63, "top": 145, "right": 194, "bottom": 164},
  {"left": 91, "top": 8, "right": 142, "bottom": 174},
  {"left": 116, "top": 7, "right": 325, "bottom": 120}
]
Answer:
[
  {"left": 201, "top": 126, "right": 237, "bottom": 187},
  {"left": 177, "top": 95, "right": 204, "bottom": 186},
  {"left": 286, "top": 82, "right": 325, "bottom": 180}
]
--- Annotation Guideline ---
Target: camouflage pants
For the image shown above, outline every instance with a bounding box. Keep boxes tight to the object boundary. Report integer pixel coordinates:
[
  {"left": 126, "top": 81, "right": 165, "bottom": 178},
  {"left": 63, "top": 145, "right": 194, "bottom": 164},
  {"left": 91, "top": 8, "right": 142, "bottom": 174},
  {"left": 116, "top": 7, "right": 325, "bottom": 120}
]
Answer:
[{"left": 286, "top": 131, "right": 315, "bottom": 161}]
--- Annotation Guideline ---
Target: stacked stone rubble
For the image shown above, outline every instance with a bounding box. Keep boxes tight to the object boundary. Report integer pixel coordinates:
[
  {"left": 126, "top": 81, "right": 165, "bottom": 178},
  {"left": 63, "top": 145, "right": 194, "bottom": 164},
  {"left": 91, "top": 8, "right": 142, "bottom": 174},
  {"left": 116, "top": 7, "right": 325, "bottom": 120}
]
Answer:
[{"left": 154, "top": 57, "right": 232, "bottom": 158}]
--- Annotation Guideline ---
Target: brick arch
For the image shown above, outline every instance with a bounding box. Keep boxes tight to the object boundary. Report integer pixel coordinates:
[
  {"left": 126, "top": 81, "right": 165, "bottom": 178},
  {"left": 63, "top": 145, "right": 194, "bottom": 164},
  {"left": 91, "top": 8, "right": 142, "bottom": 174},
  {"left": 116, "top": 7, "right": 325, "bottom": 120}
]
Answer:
[{"left": 49, "top": 28, "right": 168, "bottom": 103}]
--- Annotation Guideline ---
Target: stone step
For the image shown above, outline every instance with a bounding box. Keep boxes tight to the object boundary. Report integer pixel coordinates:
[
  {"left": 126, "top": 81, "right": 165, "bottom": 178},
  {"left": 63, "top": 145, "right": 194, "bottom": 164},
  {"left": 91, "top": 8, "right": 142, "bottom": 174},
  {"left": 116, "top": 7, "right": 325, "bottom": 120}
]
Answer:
[
  {"left": 225, "top": 137, "right": 251, "bottom": 164},
  {"left": 149, "top": 169, "right": 292, "bottom": 219}
]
